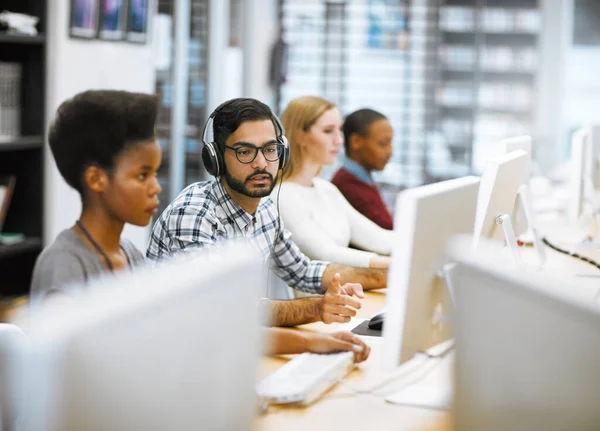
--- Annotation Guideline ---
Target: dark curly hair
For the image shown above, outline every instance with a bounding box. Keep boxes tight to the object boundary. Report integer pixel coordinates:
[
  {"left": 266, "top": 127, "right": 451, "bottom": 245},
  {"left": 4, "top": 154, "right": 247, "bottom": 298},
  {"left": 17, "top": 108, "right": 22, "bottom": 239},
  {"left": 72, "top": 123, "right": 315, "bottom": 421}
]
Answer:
[{"left": 48, "top": 90, "right": 159, "bottom": 198}]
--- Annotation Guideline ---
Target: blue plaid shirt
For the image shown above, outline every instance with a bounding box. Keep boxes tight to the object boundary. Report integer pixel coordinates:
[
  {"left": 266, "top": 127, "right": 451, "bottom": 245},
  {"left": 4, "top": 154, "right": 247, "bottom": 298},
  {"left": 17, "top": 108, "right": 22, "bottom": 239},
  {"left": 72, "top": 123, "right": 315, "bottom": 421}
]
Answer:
[{"left": 146, "top": 180, "right": 328, "bottom": 294}]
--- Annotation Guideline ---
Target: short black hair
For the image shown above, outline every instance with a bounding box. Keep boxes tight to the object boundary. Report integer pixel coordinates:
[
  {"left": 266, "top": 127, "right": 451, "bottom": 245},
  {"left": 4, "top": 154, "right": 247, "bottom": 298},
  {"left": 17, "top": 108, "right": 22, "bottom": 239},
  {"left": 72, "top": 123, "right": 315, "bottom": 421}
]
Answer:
[
  {"left": 212, "top": 98, "right": 274, "bottom": 147},
  {"left": 48, "top": 90, "right": 158, "bottom": 196},
  {"left": 343, "top": 108, "right": 387, "bottom": 154}
]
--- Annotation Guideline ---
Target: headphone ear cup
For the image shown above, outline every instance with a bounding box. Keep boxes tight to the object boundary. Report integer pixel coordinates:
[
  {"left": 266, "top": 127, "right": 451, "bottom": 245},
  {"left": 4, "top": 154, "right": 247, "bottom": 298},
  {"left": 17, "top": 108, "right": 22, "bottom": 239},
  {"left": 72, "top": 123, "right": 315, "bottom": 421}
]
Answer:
[
  {"left": 216, "top": 144, "right": 226, "bottom": 175},
  {"left": 279, "top": 136, "right": 290, "bottom": 171},
  {"left": 201, "top": 142, "right": 222, "bottom": 177}
]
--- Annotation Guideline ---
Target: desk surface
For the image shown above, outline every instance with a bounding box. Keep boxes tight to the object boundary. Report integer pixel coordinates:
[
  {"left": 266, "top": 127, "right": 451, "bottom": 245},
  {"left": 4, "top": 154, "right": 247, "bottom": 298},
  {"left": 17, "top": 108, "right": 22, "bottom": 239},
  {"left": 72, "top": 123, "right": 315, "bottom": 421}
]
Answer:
[
  {"left": 255, "top": 226, "right": 600, "bottom": 431},
  {"left": 255, "top": 290, "right": 453, "bottom": 431}
]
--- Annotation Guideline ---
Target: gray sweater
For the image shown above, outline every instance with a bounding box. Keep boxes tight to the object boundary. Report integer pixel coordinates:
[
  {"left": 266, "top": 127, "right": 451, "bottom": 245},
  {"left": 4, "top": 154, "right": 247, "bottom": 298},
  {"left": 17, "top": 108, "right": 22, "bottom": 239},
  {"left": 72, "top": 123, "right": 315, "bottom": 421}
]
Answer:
[{"left": 30, "top": 229, "right": 145, "bottom": 303}]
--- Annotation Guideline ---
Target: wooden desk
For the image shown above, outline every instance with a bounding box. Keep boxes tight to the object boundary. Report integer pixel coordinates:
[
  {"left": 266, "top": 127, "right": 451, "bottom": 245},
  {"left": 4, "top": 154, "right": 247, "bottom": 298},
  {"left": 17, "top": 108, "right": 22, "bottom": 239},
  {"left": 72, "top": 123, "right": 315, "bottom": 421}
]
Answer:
[
  {"left": 256, "top": 223, "right": 600, "bottom": 431},
  {"left": 520, "top": 237, "right": 600, "bottom": 298},
  {"left": 255, "top": 290, "right": 453, "bottom": 431}
]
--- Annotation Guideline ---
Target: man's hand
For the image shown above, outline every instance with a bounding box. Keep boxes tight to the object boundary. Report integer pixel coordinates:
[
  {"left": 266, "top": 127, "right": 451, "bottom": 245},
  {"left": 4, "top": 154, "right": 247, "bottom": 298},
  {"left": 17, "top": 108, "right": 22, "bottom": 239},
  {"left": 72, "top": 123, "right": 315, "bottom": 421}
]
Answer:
[
  {"left": 320, "top": 273, "right": 363, "bottom": 324},
  {"left": 306, "top": 331, "right": 371, "bottom": 363},
  {"left": 339, "top": 281, "right": 364, "bottom": 299},
  {"left": 321, "top": 264, "right": 387, "bottom": 291}
]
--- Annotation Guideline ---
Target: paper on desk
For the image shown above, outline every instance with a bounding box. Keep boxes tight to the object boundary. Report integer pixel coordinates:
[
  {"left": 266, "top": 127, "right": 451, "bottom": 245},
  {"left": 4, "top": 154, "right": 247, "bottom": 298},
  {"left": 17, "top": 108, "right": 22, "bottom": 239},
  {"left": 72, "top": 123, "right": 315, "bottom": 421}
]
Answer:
[{"left": 385, "top": 384, "right": 453, "bottom": 410}]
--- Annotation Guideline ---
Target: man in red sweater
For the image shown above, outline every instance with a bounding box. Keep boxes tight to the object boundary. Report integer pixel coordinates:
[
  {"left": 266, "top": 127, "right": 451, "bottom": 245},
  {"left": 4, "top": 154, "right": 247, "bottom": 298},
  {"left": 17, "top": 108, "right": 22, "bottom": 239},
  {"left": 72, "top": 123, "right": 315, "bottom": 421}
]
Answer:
[{"left": 332, "top": 109, "right": 394, "bottom": 230}]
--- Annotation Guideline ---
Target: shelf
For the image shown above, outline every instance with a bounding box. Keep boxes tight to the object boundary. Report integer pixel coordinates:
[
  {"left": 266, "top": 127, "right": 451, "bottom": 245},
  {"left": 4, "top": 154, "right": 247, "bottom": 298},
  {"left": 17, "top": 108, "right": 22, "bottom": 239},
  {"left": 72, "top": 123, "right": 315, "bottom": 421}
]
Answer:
[
  {"left": 442, "top": 69, "right": 536, "bottom": 81},
  {"left": 441, "top": 31, "right": 475, "bottom": 44},
  {"left": 442, "top": 31, "right": 537, "bottom": 46},
  {"left": 0, "top": 33, "right": 45, "bottom": 45},
  {"left": 479, "top": 107, "right": 533, "bottom": 116},
  {"left": 482, "top": 0, "right": 538, "bottom": 7},
  {"left": 441, "top": 30, "right": 537, "bottom": 35},
  {"left": 439, "top": 105, "right": 532, "bottom": 118},
  {"left": 0, "top": 237, "right": 42, "bottom": 260},
  {"left": 0, "top": 136, "right": 44, "bottom": 151},
  {"left": 439, "top": 106, "right": 475, "bottom": 117},
  {"left": 480, "top": 70, "right": 536, "bottom": 81},
  {"left": 443, "top": 0, "right": 538, "bottom": 7}
]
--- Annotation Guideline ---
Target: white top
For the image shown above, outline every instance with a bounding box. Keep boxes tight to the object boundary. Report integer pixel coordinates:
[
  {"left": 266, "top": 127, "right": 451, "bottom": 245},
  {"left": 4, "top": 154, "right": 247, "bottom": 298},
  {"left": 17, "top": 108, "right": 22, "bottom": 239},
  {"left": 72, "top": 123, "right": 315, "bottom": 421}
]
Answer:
[{"left": 274, "top": 178, "right": 393, "bottom": 268}]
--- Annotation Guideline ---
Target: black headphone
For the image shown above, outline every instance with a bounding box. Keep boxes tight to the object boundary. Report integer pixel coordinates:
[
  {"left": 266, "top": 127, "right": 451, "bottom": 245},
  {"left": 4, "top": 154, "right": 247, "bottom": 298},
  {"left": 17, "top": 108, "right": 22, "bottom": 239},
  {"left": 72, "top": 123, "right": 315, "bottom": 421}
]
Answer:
[{"left": 200, "top": 100, "right": 290, "bottom": 177}]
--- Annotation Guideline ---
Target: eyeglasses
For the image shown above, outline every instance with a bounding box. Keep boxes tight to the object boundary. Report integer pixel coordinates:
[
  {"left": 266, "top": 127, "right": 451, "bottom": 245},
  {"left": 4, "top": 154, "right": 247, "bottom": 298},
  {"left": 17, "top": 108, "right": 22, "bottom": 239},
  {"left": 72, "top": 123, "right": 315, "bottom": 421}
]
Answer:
[{"left": 224, "top": 143, "right": 283, "bottom": 164}]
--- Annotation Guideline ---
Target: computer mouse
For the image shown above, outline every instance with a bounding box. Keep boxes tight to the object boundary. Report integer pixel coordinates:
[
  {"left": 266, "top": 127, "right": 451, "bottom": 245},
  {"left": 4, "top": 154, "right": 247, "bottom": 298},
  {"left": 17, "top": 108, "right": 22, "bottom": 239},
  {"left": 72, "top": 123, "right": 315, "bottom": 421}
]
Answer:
[{"left": 367, "top": 312, "right": 385, "bottom": 330}]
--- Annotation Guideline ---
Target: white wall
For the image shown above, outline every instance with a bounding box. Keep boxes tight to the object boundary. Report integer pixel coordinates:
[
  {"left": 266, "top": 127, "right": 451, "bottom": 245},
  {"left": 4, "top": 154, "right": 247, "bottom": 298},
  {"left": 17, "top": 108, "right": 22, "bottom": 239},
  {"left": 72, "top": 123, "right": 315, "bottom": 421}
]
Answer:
[
  {"left": 535, "top": 0, "right": 569, "bottom": 171},
  {"left": 540, "top": 0, "right": 600, "bottom": 163},
  {"left": 241, "top": 0, "right": 278, "bottom": 107},
  {"left": 563, "top": 47, "right": 600, "bottom": 157},
  {"left": 44, "top": 0, "right": 157, "bottom": 250}
]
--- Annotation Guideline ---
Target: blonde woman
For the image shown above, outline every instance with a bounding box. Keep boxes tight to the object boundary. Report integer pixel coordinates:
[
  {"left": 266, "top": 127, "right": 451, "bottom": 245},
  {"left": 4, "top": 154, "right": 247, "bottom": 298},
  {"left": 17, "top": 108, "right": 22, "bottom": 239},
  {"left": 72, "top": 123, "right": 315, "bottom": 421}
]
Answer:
[{"left": 274, "top": 96, "right": 392, "bottom": 269}]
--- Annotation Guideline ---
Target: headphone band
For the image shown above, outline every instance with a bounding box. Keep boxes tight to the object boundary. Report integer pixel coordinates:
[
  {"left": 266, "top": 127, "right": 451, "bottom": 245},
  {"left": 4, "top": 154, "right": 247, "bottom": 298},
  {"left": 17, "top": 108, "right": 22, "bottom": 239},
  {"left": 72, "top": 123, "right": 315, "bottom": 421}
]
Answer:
[
  {"left": 201, "top": 100, "right": 287, "bottom": 148},
  {"left": 200, "top": 100, "right": 231, "bottom": 148},
  {"left": 201, "top": 99, "right": 290, "bottom": 177}
]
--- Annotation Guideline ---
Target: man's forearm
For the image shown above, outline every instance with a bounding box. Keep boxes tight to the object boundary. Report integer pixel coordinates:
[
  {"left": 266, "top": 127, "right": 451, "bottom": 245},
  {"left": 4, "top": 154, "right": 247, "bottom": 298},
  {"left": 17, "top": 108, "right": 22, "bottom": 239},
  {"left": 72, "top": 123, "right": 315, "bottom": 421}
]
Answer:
[
  {"left": 265, "top": 297, "right": 323, "bottom": 327},
  {"left": 321, "top": 264, "right": 387, "bottom": 290},
  {"left": 263, "top": 328, "right": 310, "bottom": 355}
]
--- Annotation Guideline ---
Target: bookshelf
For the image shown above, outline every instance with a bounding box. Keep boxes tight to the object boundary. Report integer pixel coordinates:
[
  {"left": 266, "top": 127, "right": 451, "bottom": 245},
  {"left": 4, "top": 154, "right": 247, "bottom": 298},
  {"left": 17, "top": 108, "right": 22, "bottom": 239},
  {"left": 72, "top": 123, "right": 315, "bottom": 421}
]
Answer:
[
  {"left": 0, "top": 135, "right": 44, "bottom": 151},
  {"left": 0, "top": 0, "right": 46, "bottom": 296},
  {"left": 0, "top": 34, "right": 46, "bottom": 45},
  {"left": 154, "top": 0, "right": 209, "bottom": 216},
  {"left": 429, "top": 0, "right": 541, "bottom": 181}
]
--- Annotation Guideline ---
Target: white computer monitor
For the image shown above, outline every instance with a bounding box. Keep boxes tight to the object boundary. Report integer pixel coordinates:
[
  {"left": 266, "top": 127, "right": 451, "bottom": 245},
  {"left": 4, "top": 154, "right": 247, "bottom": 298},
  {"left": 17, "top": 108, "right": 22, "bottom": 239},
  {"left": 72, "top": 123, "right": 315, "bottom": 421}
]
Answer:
[
  {"left": 0, "top": 324, "right": 27, "bottom": 430},
  {"left": 588, "top": 125, "right": 600, "bottom": 190},
  {"left": 22, "top": 244, "right": 263, "bottom": 431},
  {"left": 496, "top": 136, "right": 546, "bottom": 262},
  {"left": 447, "top": 235, "right": 600, "bottom": 431},
  {"left": 495, "top": 136, "right": 533, "bottom": 238},
  {"left": 498, "top": 135, "right": 532, "bottom": 185},
  {"left": 569, "top": 127, "right": 591, "bottom": 225},
  {"left": 382, "top": 176, "right": 480, "bottom": 370},
  {"left": 472, "top": 150, "right": 529, "bottom": 249}
]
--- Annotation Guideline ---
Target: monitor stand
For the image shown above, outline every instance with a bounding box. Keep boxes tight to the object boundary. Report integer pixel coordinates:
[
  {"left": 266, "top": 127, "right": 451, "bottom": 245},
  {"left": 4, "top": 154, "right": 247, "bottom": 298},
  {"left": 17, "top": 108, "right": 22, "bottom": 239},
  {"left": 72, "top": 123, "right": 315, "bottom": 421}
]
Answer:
[
  {"left": 425, "top": 262, "right": 459, "bottom": 331},
  {"left": 516, "top": 184, "right": 547, "bottom": 267},
  {"left": 384, "top": 338, "right": 455, "bottom": 410},
  {"left": 384, "top": 268, "right": 458, "bottom": 409},
  {"left": 385, "top": 383, "right": 453, "bottom": 411},
  {"left": 577, "top": 177, "right": 600, "bottom": 248},
  {"left": 496, "top": 214, "right": 524, "bottom": 267}
]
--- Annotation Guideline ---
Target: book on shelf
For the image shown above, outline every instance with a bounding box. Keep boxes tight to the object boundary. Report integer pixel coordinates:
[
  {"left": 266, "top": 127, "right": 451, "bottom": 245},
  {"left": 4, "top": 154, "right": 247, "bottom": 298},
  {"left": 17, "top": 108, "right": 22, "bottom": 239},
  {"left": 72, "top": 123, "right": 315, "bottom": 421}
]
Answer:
[
  {"left": 0, "top": 62, "right": 22, "bottom": 139},
  {"left": 439, "top": 6, "right": 541, "bottom": 34},
  {"left": 0, "top": 175, "right": 16, "bottom": 233}
]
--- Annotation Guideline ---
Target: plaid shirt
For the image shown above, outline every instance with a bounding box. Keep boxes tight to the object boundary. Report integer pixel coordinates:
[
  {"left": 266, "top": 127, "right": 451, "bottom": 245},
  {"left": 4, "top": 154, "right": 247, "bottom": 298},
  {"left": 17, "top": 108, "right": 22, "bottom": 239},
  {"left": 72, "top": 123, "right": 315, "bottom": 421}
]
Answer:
[{"left": 146, "top": 180, "right": 328, "bottom": 294}]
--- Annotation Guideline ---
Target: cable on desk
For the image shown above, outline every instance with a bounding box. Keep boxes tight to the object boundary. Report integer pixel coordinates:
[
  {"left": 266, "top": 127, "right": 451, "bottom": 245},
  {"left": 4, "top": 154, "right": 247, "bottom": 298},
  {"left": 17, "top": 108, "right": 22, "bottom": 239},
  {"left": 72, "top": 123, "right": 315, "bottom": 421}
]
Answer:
[
  {"left": 541, "top": 237, "right": 600, "bottom": 271},
  {"left": 329, "top": 344, "right": 455, "bottom": 400}
]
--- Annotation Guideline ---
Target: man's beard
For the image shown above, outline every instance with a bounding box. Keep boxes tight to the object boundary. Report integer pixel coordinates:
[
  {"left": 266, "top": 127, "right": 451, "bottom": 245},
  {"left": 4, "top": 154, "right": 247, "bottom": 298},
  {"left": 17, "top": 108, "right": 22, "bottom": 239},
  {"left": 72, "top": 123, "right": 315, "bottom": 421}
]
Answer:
[{"left": 224, "top": 169, "right": 277, "bottom": 198}]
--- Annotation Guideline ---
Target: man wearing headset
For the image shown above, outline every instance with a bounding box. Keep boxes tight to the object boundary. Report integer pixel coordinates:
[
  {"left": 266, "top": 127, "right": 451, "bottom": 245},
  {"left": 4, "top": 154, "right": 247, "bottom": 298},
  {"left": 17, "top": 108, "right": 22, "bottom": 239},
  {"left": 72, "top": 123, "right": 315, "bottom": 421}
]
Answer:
[{"left": 147, "top": 99, "right": 386, "bottom": 353}]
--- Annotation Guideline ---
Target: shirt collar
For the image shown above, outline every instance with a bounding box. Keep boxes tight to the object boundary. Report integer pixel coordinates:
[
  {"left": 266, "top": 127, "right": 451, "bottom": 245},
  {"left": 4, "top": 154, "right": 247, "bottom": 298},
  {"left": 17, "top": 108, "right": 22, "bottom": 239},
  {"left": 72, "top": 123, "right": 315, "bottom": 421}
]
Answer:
[
  {"left": 211, "top": 180, "right": 255, "bottom": 231},
  {"left": 342, "top": 156, "right": 374, "bottom": 185}
]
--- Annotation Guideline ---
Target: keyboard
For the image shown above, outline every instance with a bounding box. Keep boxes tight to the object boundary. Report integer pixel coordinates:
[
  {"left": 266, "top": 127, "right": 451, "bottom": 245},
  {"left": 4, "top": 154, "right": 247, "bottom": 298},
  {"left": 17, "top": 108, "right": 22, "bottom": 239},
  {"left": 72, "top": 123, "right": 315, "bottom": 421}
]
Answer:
[{"left": 257, "top": 351, "right": 355, "bottom": 406}]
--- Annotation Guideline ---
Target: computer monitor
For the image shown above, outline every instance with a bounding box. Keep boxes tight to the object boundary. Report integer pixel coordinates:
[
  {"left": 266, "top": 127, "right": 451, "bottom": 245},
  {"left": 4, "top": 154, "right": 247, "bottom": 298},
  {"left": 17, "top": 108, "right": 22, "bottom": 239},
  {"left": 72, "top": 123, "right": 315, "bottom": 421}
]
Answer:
[
  {"left": 472, "top": 150, "right": 529, "bottom": 249},
  {"left": 0, "top": 324, "right": 27, "bottom": 431},
  {"left": 498, "top": 135, "right": 532, "bottom": 185},
  {"left": 447, "top": 235, "right": 600, "bottom": 431},
  {"left": 382, "top": 176, "right": 480, "bottom": 370},
  {"left": 494, "top": 136, "right": 533, "bottom": 239},
  {"left": 22, "top": 244, "right": 264, "bottom": 431},
  {"left": 495, "top": 136, "right": 546, "bottom": 263},
  {"left": 569, "top": 127, "right": 592, "bottom": 225},
  {"left": 588, "top": 125, "right": 600, "bottom": 190}
]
